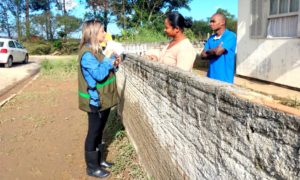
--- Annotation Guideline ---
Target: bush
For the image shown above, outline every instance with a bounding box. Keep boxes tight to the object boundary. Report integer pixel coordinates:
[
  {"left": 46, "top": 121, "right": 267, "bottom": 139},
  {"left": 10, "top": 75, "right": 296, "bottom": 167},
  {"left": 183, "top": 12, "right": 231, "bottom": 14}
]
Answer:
[
  {"left": 29, "top": 43, "right": 52, "bottom": 55},
  {"left": 23, "top": 39, "right": 80, "bottom": 55},
  {"left": 23, "top": 41, "right": 52, "bottom": 55},
  {"left": 61, "top": 41, "right": 79, "bottom": 54},
  {"left": 53, "top": 40, "right": 63, "bottom": 50},
  {"left": 118, "top": 27, "right": 168, "bottom": 43},
  {"left": 184, "top": 29, "right": 196, "bottom": 41}
]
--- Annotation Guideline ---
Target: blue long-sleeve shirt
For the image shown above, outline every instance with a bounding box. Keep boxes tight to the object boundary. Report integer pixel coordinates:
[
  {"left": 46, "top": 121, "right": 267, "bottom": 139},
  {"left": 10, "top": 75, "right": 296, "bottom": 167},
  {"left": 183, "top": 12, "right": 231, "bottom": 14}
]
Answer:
[{"left": 81, "top": 52, "right": 115, "bottom": 107}]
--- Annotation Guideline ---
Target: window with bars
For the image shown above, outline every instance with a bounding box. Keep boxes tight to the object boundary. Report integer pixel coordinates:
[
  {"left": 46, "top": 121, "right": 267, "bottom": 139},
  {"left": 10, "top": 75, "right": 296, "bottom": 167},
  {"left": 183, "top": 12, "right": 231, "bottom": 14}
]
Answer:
[{"left": 267, "top": 0, "right": 300, "bottom": 37}]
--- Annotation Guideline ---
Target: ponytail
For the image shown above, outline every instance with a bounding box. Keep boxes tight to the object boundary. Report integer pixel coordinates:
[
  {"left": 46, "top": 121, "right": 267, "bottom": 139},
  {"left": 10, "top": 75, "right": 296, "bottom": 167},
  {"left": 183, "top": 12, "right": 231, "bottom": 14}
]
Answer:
[{"left": 167, "top": 12, "right": 193, "bottom": 31}]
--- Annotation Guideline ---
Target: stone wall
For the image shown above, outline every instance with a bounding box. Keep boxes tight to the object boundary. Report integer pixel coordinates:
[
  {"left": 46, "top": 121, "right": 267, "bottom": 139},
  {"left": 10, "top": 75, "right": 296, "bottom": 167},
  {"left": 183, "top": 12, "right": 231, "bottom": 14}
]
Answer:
[
  {"left": 123, "top": 41, "right": 204, "bottom": 56},
  {"left": 116, "top": 54, "right": 300, "bottom": 180}
]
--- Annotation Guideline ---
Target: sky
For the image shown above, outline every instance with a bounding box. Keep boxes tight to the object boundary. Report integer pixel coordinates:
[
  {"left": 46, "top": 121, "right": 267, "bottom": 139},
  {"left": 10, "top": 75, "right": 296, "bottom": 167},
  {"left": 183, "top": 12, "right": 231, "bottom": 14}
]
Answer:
[
  {"left": 69, "top": 0, "right": 238, "bottom": 37},
  {"left": 179, "top": 0, "right": 238, "bottom": 21}
]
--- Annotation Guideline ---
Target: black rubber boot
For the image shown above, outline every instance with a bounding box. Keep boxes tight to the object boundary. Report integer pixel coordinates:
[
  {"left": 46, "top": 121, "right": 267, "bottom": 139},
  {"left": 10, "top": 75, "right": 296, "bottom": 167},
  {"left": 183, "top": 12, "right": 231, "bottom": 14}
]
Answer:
[
  {"left": 99, "top": 143, "right": 114, "bottom": 168},
  {"left": 85, "top": 151, "right": 110, "bottom": 178}
]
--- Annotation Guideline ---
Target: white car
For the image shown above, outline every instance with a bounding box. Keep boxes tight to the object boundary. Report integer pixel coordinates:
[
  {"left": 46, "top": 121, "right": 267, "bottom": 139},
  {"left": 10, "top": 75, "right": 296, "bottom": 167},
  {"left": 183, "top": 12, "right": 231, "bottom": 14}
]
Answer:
[{"left": 0, "top": 38, "right": 29, "bottom": 68}]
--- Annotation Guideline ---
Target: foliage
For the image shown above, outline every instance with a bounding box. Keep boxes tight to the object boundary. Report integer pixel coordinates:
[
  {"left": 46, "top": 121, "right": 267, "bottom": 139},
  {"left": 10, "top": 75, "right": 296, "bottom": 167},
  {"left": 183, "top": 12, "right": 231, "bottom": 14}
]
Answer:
[
  {"left": 53, "top": 40, "right": 62, "bottom": 50},
  {"left": 82, "top": 0, "right": 191, "bottom": 31},
  {"left": 60, "top": 40, "right": 80, "bottom": 54},
  {"left": 84, "top": 0, "right": 113, "bottom": 31},
  {"left": 30, "top": 0, "right": 54, "bottom": 11},
  {"left": 104, "top": 108, "right": 149, "bottom": 179},
  {"left": 57, "top": 31, "right": 67, "bottom": 39},
  {"left": 190, "top": 8, "right": 237, "bottom": 40},
  {"left": 279, "top": 97, "right": 300, "bottom": 109},
  {"left": 0, "top": 0, "right": 237, "bottom": 45},
  {"left": 2, "top": 0, "right": 25, "bottom": 41},
  {"left": 191, "top": 19, "right": 211, "bottom": 40},
  {"left": 0, "top": 2, "right": 12, "bottom": 37},
  {"left": 184, "top": 28, "right": 196, "bottom": 41},
  {"left": 216, "top": 8, "right": 237, "bottom": 33},
  {"left": 30, "top": 0, "right": 56, "bottom": 40},
  {"left": 112, "top": 0, "right": 192, "bottom": 30},
  {"left": 118, "top": 27, "right": 168, "bottom": 43},
  {"left": 56, "top": 15, "right": 82, "bottom": 38},
  {"left": 23, "top": 39, "right": 79, "bottom": 55},
  {"left": 23, "top": 41, "right": 52, "bottom": 55},
  {"left": 31, "top": 14, "right": 49, "bottom": 38}
]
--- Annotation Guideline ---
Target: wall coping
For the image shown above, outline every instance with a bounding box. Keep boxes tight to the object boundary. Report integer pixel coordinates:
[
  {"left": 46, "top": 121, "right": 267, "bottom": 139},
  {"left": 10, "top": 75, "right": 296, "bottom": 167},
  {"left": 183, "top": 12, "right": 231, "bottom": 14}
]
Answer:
[{"left": 125, "top": 54, "right": 300, "bottom": 118}]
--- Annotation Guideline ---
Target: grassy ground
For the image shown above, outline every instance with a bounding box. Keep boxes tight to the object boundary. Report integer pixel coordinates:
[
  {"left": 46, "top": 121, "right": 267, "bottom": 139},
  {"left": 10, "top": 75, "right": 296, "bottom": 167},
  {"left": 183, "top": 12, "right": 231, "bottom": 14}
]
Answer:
[
  {"left": 41, "top": 58, "right": 149, "bottom": 179},
  {"left": 0, "top": 57, "right": 149, "bottom": 180}
]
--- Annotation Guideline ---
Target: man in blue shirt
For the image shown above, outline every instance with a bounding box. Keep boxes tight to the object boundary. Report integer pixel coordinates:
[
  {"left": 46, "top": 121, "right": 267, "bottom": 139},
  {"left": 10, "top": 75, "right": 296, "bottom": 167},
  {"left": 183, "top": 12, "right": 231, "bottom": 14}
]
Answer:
[{"left": 201, "top": 13, "right": 237, "bottom": 84}]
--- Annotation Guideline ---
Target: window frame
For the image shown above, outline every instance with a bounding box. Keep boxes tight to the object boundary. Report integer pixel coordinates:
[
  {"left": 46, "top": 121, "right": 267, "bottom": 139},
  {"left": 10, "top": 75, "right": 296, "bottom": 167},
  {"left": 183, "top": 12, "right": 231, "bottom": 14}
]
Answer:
[{"left": 267, "top": 0, "right": 300, "bottom": 38}]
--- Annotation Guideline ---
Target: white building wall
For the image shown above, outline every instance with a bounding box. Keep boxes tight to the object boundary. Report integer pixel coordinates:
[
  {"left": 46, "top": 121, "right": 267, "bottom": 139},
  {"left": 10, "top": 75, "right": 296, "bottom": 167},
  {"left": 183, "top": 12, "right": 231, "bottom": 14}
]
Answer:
[{"left": 237, "top": 0, "right": 300, "bottom": 89}]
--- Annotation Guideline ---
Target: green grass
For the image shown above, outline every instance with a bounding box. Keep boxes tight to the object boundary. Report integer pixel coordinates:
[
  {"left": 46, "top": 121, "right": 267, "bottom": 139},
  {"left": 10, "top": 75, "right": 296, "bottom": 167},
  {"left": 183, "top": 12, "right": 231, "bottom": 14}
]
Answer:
[
  {"left": 40, "top": 58, "right": 77, "bottom": 79},
  {"left": 39, "top": 58, "right": 150, "bottom": 179},
  {"left": 104, "top": 108, "right": 150, "bottom": 179},
  {"left": 278, "top": 97, "right": 300, "bottom": 109}
]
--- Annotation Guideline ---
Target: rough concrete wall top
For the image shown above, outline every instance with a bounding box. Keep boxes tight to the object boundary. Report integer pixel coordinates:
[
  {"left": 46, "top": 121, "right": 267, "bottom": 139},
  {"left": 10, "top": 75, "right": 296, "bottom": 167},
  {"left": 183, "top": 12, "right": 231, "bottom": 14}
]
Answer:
[{"left": 117, "top": 54, "right": 300, "bottom": 180}]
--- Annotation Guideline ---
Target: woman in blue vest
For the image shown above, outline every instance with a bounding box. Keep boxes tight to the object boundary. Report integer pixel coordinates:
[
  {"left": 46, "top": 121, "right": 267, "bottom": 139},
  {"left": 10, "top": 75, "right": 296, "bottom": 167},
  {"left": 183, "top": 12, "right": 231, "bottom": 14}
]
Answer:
[{"left": 78, "top": 19, "right": 120, "bottom": 178}]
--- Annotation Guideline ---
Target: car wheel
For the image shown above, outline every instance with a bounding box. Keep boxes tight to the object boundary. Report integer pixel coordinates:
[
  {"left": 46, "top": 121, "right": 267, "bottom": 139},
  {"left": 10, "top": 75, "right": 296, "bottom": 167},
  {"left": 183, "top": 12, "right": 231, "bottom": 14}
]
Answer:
[
  {"left": 23, "top": 54, "right": 29, "bottom": 64},
  {"left": 4, "top": 56, "right": 13, "bottom": 68}
]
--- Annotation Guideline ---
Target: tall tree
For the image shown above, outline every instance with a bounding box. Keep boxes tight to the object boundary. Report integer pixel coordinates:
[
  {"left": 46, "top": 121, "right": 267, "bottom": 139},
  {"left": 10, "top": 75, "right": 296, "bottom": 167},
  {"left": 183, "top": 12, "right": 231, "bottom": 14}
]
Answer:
[
  {"left": 85, "top": 0, "right": 112, "bottom": 31},
  {"left": 56, "top": 0, "right": 68, "bottom": 15},
  {"left": 191, "top": 19, "right": 211, "bottom": 40},
  {"left": 31, "top": 13, "right": 49, "bottom": 39},
  {"left": 62, "top": 0, "right": 67, "bottom": 15},
  {"left": 107, "top": 0, "right": 131, "bottom": 29},
  {"left": 83, "top": 0, "right": 192, "bottom": 31},
  {"left": 0, "top": 2, "right": 12, "bottom": 37},
  {"left": 25, "top": 0, "right": 30, "bottom": 40},
  {"left": 30, "top": 0, "right": 55, "bottom": 40},
  {"left": 5, "top": 0, "right": 25, "bottom": 41},
  {"left": 56, "top": 15, "right": 81, "bottom": 39},
  {"left": 111, "top": 0, "right": 192, "bottom": 30}
]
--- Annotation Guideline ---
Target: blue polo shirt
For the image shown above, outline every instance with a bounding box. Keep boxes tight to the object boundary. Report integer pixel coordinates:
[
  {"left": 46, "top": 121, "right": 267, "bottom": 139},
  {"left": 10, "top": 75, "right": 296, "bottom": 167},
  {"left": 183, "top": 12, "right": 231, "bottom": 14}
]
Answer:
[{"left": 204, "top": 29, "right": 236, "bottom": 83}]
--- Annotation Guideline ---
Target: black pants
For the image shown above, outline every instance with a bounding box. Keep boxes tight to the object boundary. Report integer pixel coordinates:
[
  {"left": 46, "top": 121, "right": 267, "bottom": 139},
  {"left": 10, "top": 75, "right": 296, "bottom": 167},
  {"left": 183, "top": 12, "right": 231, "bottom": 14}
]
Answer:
[{"left": 85, "top": 107, "right": 111, "bottom": 151}]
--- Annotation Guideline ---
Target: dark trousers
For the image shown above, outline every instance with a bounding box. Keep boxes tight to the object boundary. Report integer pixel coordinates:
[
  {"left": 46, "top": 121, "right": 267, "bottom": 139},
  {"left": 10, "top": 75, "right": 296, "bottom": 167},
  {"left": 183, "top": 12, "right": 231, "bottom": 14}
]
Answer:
[{"left": 85, "top": 107, "right": 111, "bottom": 151}]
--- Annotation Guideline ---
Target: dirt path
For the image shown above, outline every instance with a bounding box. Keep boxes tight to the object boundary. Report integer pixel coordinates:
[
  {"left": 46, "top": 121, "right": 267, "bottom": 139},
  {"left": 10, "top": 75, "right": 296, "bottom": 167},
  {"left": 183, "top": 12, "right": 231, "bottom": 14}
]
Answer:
[{"left": 0, "top": 75, "right": 117, "bottom": 180}]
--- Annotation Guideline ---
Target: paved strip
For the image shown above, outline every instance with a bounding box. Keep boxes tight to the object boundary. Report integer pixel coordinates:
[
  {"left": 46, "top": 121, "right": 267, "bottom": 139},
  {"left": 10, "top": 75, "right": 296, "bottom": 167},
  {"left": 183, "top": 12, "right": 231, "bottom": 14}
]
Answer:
[{"left": 0, "top": 61, "right": 40, "bottom": 95}]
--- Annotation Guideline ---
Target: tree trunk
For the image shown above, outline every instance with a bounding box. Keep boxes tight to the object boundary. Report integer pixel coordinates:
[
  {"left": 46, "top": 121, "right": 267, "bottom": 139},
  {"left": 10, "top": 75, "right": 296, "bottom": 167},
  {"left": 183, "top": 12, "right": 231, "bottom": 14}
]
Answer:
[
  {"left": 122, "top": 0, "right": 126, "bottom": 28},
  {"left": 25, "top": 0, "right": 30, "bottom": 41},
  {"left": 1, "top": 4, "right": 11, "bottom": 37},
  {"left": 5, "top": 15, "right": 11, "bottom": 38},
  {"left": 16, "top": 2, "right": 22, "bottom": 41},
  {"left": 45, "top": 12, "right": 49, "bottom": 40},
  {"left": 16, "top": 15, "right": 22, "bottom": 41},
  {"left": 46, "top": 1, "right": 53, "bottom": 40},
  {"left": 48, "top": 13, "right": 53, "bottom": 40},
  {"left": 103, "top": 0, "right": 108, "bottom": 31},
  {"left": 63, "top": 0, "right": 67, "bottom": 15}
]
